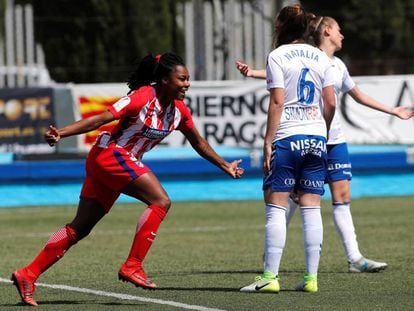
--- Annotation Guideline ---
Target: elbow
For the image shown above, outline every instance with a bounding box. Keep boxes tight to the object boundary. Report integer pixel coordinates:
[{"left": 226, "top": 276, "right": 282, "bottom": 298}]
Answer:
[{"left": 328, "top": 97, "right": 336, "bottom": 108}]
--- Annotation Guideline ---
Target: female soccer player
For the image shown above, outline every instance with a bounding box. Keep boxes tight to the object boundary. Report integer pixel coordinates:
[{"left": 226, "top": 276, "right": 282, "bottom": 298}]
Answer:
[
  {"left": 11, "top": 52, "right": 244, "bottom": 306},
  {"left": 236, "top": 16, "right": 413, "bottom": 275},
  {"left": 240, "top": 4, "right": 336, "bottom": 293}
]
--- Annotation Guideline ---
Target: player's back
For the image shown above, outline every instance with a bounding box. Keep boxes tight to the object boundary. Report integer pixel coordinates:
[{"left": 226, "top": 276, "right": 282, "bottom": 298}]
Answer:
[{"left": 266, "top": 43, "right": 335, "bottom": 140}]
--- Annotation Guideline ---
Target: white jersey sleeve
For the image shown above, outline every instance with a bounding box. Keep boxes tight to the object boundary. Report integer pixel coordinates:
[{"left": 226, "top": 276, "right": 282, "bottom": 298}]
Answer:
[
  {"left": 334, "top": 57, "right": 355, "bottom": 94},
  {"left": 266, "top": 54, "right": 285, "bottom": 89},
  {"left": 265, "top": 43, "right": 335, "bottom": 141},
  {"left": 327, "top": 57, "right": 356, "bottom": 144}
]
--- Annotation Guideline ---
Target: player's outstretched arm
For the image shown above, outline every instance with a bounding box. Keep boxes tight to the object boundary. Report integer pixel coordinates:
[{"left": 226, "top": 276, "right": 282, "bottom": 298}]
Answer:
[
  {"left": 348, "top": 86, "right": 414, "bottom": 120},
  {"left": 235, "top": 61, "right": 266, "bottom": 80},
  {"left": 183, "top": 127, "right": 244, "bottom": 179},
  {"left": 44, "top": 110, "right": 115, "bottom": 146}
]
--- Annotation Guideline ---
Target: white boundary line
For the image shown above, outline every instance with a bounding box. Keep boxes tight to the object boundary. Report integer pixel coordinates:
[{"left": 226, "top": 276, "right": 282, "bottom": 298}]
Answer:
[{"left": 0, "top": 277, "right": 226, "bottom": 311}]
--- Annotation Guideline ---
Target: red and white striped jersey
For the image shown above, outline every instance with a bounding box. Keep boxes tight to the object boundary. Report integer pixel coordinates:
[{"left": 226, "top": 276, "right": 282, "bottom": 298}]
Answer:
[{"left": 107, "top": 85, "right": 194, "bottom": 159}]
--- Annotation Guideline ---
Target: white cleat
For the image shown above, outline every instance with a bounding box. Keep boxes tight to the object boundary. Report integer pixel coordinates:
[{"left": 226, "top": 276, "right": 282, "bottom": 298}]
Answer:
[
  {"left": 348, "top": 257, "right": 388, "bottom": 273},
  {"left": 240, "top": 275, "right": 280, "bottom": 293}
]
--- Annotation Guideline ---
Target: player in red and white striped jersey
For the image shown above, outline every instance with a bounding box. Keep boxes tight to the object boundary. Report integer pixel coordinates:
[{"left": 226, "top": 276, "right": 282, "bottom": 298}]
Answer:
[
  {"left": 11, "top": 53, "right": 244, "bottom": 306},
  {"left": 107, "top": 84, "right": 194, "bottom": 160}
]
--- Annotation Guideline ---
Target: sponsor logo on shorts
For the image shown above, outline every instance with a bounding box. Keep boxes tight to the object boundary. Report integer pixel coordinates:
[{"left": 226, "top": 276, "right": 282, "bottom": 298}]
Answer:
[
  {"left": 134, "top": 160, "right": 144, "bottom": 168},
  {"left": 284, "top": 178, "right": 296, "bottom": 186},
  {"left": 328, "top": 163, "right": 352, "bottom": 170},
  {"left": 290, "top": 138, "right": 326, "bottom": 157},
  {"left": 299, "top": 179, "right": 324, "bottom": 188},
  {"left": 129, "top": 154, "right": 144, "bottom": 167}
]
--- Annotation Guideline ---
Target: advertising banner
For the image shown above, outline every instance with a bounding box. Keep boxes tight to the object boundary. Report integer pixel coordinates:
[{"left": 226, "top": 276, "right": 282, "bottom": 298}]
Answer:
[
  {"left": 70, "top": 76, "right": 414, "bottom": 151},
  {"left": 338, "top": 75, "right": 414, "bottom": 144},
  {"left": 0, "top": 88, "right": 54, "bottom": 154},
  {"left": 70, "top": 81, "right": 270, "bottom": 150},
  {"left": 70, "top": 83, "right": 128, "bottom": 151}
]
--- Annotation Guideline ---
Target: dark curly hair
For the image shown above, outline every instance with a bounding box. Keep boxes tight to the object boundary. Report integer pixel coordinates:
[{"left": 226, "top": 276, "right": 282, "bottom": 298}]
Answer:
[{"left": 127, "top": 52, "right": 186, "bottom": 93}]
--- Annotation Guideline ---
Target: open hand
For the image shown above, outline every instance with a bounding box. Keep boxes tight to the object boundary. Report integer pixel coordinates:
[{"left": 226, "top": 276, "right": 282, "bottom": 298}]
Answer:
[
  {"left": 44, "top": 125, "right": 60, "bottom": 146},
  {"left": 393, "top": 106, "right": 414, "bottom": 120}
]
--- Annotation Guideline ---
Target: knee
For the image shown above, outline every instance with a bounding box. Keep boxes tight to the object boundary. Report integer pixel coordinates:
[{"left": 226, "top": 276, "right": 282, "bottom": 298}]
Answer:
[
  {"left": 333, "top": 191, "right": 350, "bottom": 204},
  {"left": 330, "top": 181, "right": 351, "bottom": 203},
  {"left": 155, "top": 196, "right": 171, "bottom": 210},
  {"left": 147, "top": 191, "right": 171, "bottom": 210}
]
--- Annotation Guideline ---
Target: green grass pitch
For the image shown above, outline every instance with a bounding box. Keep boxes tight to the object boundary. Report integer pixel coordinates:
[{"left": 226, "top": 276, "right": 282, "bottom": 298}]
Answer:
[{"left": 0, "top": 196, "right": 413, "bottom": 310}]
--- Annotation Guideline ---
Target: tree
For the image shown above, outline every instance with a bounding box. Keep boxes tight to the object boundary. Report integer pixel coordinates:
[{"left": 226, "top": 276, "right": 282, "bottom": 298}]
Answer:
[
  {"left": 17, "top": 0, "right": 185, "bottom": 83},
  {"left": 301, "top": 0, "right": 414, "bottom": 75}
]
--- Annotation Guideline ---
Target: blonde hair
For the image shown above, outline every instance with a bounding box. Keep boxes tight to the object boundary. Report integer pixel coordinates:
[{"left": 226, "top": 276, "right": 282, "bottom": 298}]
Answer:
[{"left": 308, "top": 16, "right": 337, "bottom": 46}]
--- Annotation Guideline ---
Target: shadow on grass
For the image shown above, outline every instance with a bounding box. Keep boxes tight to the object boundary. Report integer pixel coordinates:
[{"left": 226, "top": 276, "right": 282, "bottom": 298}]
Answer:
[
  {"left": 157, "top": 286, "right": 301, "bottom": 293},
  {"left": 157, "top": 269, "right": 323, "bottom": 275},
  {"left": 194, "top": 269, "right": 352, "bottom": 275},
  {"left": 156, "top": 286, "right": 239, "bottom": 292}
]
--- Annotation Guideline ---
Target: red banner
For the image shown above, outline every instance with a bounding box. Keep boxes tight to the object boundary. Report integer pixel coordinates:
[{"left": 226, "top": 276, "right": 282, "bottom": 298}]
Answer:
[{"left": 78, "top": 96, "right": 120, "bottom": 145}]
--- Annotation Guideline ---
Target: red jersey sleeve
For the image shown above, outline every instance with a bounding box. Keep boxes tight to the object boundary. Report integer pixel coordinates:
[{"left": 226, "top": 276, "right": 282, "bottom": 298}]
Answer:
[
  {"left": 175, "top": 100, "right": 195, "bottom": 132},
  {"left": 108, "top": 86, "right": 152, "bottom": 119}
]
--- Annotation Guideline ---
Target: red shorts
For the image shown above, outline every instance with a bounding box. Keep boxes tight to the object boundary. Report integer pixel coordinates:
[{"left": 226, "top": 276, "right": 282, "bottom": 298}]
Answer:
[{"left": 80, "top": 143, "right": 151, "bottom": 212}]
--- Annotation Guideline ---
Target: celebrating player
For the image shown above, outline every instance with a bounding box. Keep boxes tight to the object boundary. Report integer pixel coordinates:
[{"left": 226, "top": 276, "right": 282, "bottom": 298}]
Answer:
[
  {"left": 11, "top": 52, "right": 244, "bottom": 306},
  {"left": 240, "top": 4, "right": 336, "bottom": 294}
]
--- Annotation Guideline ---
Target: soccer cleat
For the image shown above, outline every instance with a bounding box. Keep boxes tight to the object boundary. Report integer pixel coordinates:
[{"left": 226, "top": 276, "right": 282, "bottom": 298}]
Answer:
[
  {"left": 348, "top": 257, "right": 388, "bottom": 273},
  {"left": 118, "top": 263, "right": 156, "bottom": 289},
  {"left": 295, "top": 273, "right": 318, "bottom": 293},
  {"left": 240, "top": 272, "right": 280, "bottom": 293},
  {"left": 11, "top": 269, "right": 38, "bottom": 307}
]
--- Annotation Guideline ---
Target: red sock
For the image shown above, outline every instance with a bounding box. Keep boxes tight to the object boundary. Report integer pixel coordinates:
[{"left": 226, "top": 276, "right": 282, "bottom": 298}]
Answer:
[
  {"left": 25, "top": 224, "right": 78, "bottom": 281},
  {"left": 125, "top": 204, "right": 167, "bottom": 266}
]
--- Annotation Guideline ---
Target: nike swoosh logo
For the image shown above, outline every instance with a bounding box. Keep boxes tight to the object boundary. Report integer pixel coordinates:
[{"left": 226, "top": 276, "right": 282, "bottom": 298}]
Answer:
[{"left": 255, "top": 282, "right": 271, "bottom": 290}]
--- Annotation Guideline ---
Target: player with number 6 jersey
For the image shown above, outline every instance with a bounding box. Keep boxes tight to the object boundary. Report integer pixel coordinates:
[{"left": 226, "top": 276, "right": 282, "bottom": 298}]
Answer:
[
  {"left": 266, "top": 43, "right": 335, "bottom": 140},
  {"left": 240, "top": 4, "right": 336, "bottom": 294}
]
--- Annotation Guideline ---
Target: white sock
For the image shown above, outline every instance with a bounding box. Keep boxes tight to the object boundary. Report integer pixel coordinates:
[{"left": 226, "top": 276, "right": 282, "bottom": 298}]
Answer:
[
  {"left": 286, "top": 196, "right": 298, "bottom": 226},
  {"left": 300, "top": 207, "right": 323, "bottom": 275},
  {"left": 332, "top": 202, "right": 362, "bottom": 263},
  {"left": 263, "top": 204, "right": 286, "bottom": 275}
]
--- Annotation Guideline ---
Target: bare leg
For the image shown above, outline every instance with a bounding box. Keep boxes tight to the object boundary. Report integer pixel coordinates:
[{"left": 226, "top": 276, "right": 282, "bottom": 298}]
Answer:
[
  {"left": 70, "top": 198, "right": 107, "bottom": 239},
  {"left": 122, "top": 171, "right": 171, "bottom": 209}
]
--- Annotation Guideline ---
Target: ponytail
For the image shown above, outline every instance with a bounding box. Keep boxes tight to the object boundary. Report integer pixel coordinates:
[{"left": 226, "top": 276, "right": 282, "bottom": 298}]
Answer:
[
  {"left": 127, "top": 54, "right": 158, "bottom": 92},
  {"left": 274, "top": 4, "right": 309, "bottom": 47},
  {"left": 127, "top": 52, "right": 186, "bottom": 93}
]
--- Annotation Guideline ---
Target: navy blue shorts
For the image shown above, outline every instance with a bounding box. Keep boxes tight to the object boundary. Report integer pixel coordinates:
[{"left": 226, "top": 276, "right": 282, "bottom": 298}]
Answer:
[
  {"left": 327, "top": 143, "right": 352, "bottom": 182},
  {"left": 263, "top": 134, "right": 328, "bottom": 195}
]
